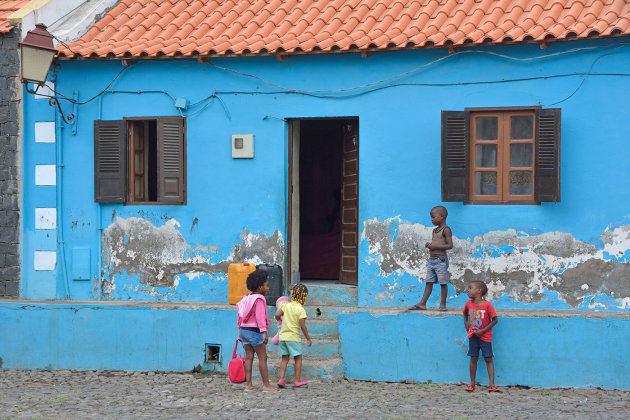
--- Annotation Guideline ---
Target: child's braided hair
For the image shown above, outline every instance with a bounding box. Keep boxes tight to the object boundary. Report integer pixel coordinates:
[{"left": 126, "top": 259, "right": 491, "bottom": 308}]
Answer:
[{"left": 291, "top": 283, "right": 309, "bottom": 304}]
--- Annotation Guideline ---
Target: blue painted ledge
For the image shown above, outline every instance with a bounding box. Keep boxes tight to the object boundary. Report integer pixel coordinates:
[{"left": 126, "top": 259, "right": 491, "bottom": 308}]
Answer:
[
  {"left": 1, "top": 301, "right": 629, "bottom": 389},
  {"left": 339, "top": 310, "right": 630, "bottom": 390}
]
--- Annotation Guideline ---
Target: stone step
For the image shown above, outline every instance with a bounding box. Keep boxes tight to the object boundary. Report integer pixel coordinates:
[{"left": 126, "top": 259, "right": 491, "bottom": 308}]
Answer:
[
  {"left": 267, "top": 338, "right": 340, "bottom": 358},
  {"left": 267, "top": 318, "right": 338, "bottom": 337}
]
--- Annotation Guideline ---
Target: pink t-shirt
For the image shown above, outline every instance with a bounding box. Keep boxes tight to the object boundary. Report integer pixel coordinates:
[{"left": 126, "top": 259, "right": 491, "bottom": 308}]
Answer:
[
  {"left": 237, "top": 295, "right": 269, "bottom": 332},
  {"left": 463, "top": 300, "right": 497, "bottom": 342}
]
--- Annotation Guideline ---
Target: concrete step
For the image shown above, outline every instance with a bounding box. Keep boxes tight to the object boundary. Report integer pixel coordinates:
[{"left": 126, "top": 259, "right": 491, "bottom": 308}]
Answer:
[
  {"left": 265, "top": 357, "right": 344, "bottom": 381},
  {"left": 300, "top": 281, "right": 358, "bottom": 306},
  {"left": 267, "top": 338, "right": 340, "bottom": 358},
  {"left": 303, "top": 305, "right": 355, "bottom": 320},
  {"left": 267, "top": 318, "right": 338, "bottom": 337}
]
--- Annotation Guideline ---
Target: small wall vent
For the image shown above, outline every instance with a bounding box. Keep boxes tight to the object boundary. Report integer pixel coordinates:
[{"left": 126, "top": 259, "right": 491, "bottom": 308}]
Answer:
[{"left": 205, "top": 344, "right": 221, "bottom": 363}]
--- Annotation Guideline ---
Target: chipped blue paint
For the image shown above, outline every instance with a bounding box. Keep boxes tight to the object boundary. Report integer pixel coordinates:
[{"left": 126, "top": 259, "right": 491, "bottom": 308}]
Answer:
[
  {"left": 102, "top": 272, "right": 228, "bottom": 303},
  {"left": 385, "top": 218, "right": 400, "bottom": 243},
  {"left": 483, "top": 245, "right": 518, "bottom": 258},
  {"left": 603, "top": 250, "right": 630, "bottom": 263}
]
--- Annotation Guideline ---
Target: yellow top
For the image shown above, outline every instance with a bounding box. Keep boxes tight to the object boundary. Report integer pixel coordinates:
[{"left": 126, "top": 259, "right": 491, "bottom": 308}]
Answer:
[{"left": 278, "top": 301, "right": 306, "bottom": 342}]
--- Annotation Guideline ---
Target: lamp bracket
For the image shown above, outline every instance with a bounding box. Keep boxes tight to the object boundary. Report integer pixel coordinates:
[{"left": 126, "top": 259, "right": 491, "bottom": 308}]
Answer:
[{"left": 25, "top": 83, "right": 75, "bottom": 125}]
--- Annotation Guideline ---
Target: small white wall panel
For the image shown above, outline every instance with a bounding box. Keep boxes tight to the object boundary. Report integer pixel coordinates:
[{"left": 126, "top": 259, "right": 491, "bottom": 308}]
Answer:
[
  {"left": 35, "top": 208, "right": 57, "bottom": 229},
  {"left": 232, "top": 134, "right": 254, "bottom": 158},
  {"left": 34, "top": 251, "right": 56, "bottom": 271},
  {"left": 35, "top": 121, "right": 56, "bottom": 143},
  {"left": 35, "top": 165, "right": 56, "bottom": 186},
  {"left": 34, "top": 82, "right": 55, "bottom": 100}
]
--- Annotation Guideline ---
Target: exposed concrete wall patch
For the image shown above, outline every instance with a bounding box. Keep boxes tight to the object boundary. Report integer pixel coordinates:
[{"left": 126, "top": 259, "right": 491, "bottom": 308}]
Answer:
[
  {"left": 363, "top": 217, "right": 630, "bottom": 309},
  {"left": 102, "top": 217, "right": 284, "bottom": 298}
]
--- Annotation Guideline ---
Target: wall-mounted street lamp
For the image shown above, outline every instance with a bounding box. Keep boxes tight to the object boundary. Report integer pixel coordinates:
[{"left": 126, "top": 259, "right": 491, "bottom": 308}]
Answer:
[
  {"left": 19, "top": 23, "right": 74, "bottom": 123},
  {"left": 19, "top": 23, "right": 57, "bottom": 86}
]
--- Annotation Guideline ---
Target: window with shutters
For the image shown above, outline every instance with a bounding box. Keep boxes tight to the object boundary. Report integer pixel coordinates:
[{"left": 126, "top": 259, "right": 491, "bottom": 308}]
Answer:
[
  {"left": 441, "top": 107, "right": 560, "bottom": 204},
  {"left": 94, "top": 117, "right": 186, "bottom": 205}
]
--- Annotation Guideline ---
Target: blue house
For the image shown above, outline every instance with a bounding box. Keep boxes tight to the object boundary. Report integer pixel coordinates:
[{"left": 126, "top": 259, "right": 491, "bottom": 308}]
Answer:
[{"left": 3, "top": 0, "right": 630, "bottom": 389}]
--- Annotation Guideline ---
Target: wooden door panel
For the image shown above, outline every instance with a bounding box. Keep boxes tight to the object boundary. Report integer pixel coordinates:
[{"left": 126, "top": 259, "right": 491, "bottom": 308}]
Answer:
[
  {"left": 343, "top": 158, "right": 358, "bottom": 175},
  {"left": 342, "top": 208, "right": 357, "bottom": 224},
  {"left": 339, "top": 121, "right": 359, "bottom": 285},
  {"left": 343, "top": 182, "right": 358, "bottom": 199},
  {"left": 342, "top": 231, "right": 357, "bottom": 246}
]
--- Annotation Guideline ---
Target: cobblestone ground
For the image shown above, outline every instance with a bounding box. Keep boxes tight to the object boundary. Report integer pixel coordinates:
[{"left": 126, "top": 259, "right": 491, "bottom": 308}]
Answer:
[{"left": 1, "top": 370, "right": 629, "bottom": 419}]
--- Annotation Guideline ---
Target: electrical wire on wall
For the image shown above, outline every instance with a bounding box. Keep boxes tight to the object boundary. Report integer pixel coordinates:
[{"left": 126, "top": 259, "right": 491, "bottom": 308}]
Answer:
[
  {"left": 37, "top": 42, "right": 630, "bottom": 119},
  {"left": 206, "top": 43, "right": 630, "bottom": 95}
]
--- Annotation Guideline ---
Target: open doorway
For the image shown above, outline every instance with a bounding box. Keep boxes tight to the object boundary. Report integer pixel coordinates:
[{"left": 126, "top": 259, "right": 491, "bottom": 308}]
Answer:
[{"left": 288, "top": 118, "right": 358, "bottom": 285}]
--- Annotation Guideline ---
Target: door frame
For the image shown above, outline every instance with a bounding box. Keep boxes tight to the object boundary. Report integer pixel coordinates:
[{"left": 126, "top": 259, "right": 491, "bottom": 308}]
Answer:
[{"left": 286, "top": 117, "right": 359, "bottom": 286}]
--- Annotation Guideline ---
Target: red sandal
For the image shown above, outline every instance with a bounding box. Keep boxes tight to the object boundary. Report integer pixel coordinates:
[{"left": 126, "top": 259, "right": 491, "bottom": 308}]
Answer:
[
  {"left": 488, "top": 385, "right": 502, "bottom": 392},
  {"left": 465, "top": 384, "right": 476, "bottom": 392}
]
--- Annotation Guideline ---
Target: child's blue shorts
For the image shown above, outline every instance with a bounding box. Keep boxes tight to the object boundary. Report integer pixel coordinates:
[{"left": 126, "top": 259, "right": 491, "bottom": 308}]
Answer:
[
  {"left": 239, "top": 327, "right": 264, "bottom": 346},
  {"left": 426, "top": 257, "right": 449, "bottom": 284},
  {"left": 468, "top": 335, "right": 493, "bottom": 358}
]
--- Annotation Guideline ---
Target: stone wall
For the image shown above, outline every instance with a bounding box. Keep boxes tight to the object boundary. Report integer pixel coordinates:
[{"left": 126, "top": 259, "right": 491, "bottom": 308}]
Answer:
[{"left": 0, "top": 27, "right": 21, "bottom": 297}]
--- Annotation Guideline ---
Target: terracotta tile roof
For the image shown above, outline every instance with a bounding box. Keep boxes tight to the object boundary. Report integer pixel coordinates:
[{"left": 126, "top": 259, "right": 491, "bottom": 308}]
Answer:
[
  {"left": 60, "top": 0, "right": 630, "bottom": 58},
  {"left": 0, "top": 0, "right": 29, "bottom": 33}
]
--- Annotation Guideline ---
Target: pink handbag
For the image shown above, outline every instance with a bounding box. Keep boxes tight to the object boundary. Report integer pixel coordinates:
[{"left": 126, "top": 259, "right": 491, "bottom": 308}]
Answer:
[{"left": 228, "top": 338, "right": 246, "bottom": 383}]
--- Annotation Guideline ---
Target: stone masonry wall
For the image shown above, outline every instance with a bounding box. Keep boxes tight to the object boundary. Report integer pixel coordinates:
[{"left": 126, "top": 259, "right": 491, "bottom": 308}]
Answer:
[{"left": 0, "top": 27, "right": 21, "bottom": 297}]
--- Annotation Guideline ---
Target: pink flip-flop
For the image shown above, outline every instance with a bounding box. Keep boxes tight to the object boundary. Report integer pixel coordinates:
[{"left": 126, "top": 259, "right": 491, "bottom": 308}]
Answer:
[
  {"left": 277, "top": 380, "right": 286, "bottom": 389},
  {"left": 294, "top": 381, "right": 308, "bottom": 388}
]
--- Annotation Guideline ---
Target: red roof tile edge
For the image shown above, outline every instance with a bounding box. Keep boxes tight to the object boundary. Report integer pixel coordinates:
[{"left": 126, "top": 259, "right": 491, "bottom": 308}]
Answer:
[{"left": 56, "top": 0, "right": 630, "bottom": 59}]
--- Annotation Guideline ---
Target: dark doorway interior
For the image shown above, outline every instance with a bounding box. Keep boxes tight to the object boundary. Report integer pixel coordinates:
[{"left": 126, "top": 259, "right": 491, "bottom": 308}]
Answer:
[{"left": 298, "top": 119, "right": 346, "bottom": 280}]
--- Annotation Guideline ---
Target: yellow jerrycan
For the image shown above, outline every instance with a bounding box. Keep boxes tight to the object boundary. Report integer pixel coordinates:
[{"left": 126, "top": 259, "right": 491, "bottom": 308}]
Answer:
[{"left": 228, "top": 263, "right": 256, "bottom": 304}]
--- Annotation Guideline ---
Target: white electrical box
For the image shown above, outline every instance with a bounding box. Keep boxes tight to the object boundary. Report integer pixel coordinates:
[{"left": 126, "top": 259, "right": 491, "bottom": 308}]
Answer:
[{"left": 232, "top": 134, "right": 254, "bottom": 158}]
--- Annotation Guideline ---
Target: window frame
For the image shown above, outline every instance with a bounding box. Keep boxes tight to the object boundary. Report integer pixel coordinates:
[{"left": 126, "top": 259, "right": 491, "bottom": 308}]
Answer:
[
  {"left": 94, "top": 116, "right": 187, "bottom": 205},
  {"left": 128, "top": 119, "right": 148, "bottom": 203},
  {"left": 469, "top": 109, "right": 536, "bottom": 202},
  {"left": 441, "top": 106, "right": 560, "bottom": 204}
]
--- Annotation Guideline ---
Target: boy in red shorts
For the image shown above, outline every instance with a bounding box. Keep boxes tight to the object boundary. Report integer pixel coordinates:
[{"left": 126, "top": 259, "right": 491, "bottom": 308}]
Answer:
[{"left": 463, "top": 280, "right": 500, "bottom": 392}]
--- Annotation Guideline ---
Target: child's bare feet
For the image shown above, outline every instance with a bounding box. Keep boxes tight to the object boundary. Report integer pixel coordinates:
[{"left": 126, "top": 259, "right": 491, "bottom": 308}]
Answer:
[
  {"left": 244, "top": 385, "right": 255, "bottom": 391},
  {"left": 262, "top": 385, "right": 279, "bottom": 392}
]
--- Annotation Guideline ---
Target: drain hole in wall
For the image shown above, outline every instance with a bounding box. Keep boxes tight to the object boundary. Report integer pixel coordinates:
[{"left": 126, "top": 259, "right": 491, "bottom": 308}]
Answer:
[
  {"left": 205, "top": 344, "right": 221, "bottom": 363},
  {"left": 316, "top": 308, "right": 321, "bottom": 317}
]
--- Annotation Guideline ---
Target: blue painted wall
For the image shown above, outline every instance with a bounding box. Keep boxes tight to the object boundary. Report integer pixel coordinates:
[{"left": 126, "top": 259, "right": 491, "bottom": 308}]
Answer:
[
  {"left": 339, "top": 311, "right": 630, "bottom": 389},
  {"left": 0, "top": 302, "right": 235, "bottom": 371},
  {"left": 19, "top": 37, "right": 630, "bottom": 310},
  {"left": 2, "top": 302, "right": 628, "bottom": 389}
]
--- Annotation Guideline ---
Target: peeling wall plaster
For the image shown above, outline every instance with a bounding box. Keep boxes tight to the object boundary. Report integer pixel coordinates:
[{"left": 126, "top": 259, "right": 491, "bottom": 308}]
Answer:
[
  {"left": 102, "top": 217, "right": 284, "bottom": 297},
  {"left": 363, "top": 218, "right": 630, "bottom": 309}
]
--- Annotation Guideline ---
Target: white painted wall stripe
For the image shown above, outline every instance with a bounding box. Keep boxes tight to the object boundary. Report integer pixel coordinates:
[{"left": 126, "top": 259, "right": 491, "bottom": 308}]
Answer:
[
  {"left": 34, "top": 251, "right": 56, "bottom": 271},
  {"left": 35, "top": 165, "right": 56, "bottom": 186},
  {"left": 35, "top": 122, "right": 56, "bottom": 143},
  {"left": 35, "top": 208, "right": 57, "bottom": 230}
]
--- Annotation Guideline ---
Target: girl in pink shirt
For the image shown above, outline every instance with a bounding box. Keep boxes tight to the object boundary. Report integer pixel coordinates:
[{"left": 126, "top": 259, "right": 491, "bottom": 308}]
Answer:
[{"left": 236, "top": 269, "right": 277, "bottom": 392}]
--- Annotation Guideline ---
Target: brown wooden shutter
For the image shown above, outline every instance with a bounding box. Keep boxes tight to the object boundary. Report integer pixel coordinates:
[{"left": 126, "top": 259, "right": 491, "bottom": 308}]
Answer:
[
  {"left": 94, "top": 120, "right": 125, "bottom": 203},
  {"left": 535, "top": 108, "right": 561, "bottom": 202},
  {"left": 157, "top": 116, "right": 186, "bottom": 204},
  {"left": 441, "top": 110, "right": 469, "bottom": 201}
]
